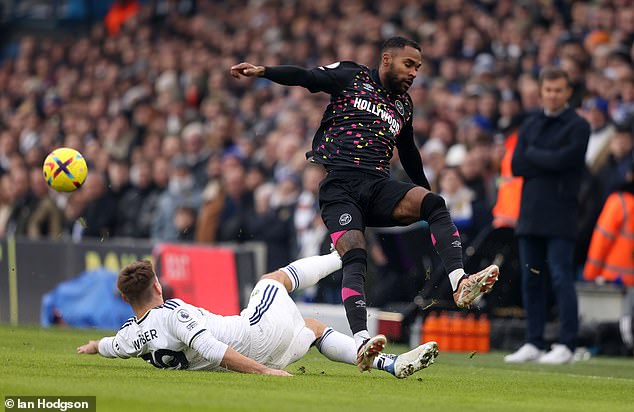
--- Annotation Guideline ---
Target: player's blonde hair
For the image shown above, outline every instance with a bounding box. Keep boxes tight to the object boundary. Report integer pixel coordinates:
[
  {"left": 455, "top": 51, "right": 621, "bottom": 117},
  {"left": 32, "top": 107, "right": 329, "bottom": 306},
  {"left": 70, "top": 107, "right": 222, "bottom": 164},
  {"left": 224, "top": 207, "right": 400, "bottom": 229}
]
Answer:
[{"left": 118, "top": 260, "right": 156, "bottom": 305}]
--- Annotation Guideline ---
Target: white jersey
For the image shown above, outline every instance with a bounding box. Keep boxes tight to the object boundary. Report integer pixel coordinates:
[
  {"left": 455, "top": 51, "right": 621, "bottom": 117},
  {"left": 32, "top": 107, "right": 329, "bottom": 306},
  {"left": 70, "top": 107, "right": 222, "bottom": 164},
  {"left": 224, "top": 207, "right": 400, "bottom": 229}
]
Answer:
[
  {"left": 98, "top": 280, "right": 315, "bottom": 371},
  {"left": 99, "top": 298, "right": 250, "bottom": 371}
]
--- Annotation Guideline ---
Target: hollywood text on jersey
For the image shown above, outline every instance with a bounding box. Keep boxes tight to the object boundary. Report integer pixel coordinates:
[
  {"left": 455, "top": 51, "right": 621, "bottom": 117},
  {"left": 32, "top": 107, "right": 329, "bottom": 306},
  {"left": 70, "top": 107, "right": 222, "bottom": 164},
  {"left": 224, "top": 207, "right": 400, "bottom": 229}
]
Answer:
[{"left": 352, "top": 98, "right": 401, "bottom": 135}]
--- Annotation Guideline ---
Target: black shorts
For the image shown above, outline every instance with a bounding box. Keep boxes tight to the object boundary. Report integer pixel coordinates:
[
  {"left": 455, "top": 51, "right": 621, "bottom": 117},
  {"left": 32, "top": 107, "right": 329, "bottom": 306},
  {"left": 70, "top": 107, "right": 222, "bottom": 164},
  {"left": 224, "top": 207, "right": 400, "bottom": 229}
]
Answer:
[{"left": 319, "top": 168, "right": 417, "bottom": 233}]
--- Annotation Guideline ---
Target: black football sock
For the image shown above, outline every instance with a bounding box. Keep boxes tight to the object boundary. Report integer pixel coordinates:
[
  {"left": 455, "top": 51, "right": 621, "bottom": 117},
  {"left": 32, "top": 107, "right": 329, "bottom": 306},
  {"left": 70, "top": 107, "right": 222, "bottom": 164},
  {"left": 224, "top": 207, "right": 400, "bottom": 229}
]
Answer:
[
  {"left": 341, "top": 248, "right": 368, "bottom": 337},
  {"left": 420, "top": 193, "right": 464, "bottom": 274}
]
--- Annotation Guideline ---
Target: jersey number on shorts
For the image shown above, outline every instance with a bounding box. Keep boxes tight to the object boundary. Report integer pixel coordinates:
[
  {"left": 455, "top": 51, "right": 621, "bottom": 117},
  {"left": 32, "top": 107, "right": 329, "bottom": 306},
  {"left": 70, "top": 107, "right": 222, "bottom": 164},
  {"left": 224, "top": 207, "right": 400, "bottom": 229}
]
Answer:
[{"left": 141, "top": 349, "right": 189, "bottom": 370}]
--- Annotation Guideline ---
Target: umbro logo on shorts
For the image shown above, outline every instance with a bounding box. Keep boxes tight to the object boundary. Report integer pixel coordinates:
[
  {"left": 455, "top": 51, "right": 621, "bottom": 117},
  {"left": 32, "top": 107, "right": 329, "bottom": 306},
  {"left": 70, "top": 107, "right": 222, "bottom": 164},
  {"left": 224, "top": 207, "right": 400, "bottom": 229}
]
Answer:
[{"left": 339, "top": 213, "right": 352, "bottom": 226}]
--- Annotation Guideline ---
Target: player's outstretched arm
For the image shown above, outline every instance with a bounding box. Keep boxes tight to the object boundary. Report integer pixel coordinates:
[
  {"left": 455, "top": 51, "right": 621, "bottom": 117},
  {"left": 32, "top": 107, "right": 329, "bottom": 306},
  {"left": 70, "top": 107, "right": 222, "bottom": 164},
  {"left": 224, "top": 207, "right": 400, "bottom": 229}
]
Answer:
[
  {"left": 230, "top": 62, "right": 265, "bottom": 78},
  {"left": 77, "top": 339, "right": 101, "bottom": 354},
  {"left": 231, "top": 61, "right": 353, "bottom": 94},
  {"left": 220, "top": 346, "right": 292, "bottom": 376}
]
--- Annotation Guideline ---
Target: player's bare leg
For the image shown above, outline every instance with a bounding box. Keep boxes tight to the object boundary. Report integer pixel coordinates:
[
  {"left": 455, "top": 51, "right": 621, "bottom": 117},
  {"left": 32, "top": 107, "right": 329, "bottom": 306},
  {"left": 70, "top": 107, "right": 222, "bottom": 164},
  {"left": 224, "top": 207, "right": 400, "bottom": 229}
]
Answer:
[{"left": 394, "top": 187, "right": 499, "bottom": 307}]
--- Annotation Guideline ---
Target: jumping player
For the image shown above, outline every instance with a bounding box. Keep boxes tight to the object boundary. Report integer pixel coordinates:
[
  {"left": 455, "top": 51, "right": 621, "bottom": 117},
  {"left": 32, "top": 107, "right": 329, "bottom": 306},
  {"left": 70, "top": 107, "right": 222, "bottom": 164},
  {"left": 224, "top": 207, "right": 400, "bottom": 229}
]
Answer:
[
  {"left": 230, "top": 36, "right": 499, "bottom": 369},
  {"left": 77, "top": 253, "right": 438, "bottom": 378}
]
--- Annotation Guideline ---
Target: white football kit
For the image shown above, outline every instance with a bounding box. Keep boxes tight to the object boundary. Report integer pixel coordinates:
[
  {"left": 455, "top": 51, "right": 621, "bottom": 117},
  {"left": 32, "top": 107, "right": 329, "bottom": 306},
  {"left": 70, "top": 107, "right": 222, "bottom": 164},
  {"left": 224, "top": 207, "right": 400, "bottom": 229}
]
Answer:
[{"left": 98, "top": 279, "right": 315, "bottom": 370}]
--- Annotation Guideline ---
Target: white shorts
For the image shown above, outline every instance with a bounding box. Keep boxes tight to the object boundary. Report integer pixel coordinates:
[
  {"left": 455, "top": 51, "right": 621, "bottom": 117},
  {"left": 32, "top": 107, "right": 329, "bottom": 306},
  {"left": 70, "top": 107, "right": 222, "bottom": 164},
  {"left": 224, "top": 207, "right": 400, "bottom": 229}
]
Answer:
[{"left": 240, "top": 279, "right": 316, "bottom": 369}]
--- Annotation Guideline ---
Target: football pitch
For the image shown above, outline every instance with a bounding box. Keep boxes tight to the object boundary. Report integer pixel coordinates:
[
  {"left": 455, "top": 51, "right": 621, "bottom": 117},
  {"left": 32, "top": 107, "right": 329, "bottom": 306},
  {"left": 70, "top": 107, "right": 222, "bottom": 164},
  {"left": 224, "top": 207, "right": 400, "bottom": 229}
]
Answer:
[{"left": 1, "top": 325, "right": 633, "bottom": 412}]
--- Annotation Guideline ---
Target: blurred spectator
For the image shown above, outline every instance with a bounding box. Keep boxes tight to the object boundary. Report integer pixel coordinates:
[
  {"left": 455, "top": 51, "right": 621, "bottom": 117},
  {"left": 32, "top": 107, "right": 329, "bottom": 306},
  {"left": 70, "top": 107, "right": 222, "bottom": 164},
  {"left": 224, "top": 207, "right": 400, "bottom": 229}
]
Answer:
[
  {"left": 107, "top": 156, "right": 133, "bottom": 203},
  {"left": 613, "top": 73, "right": 634, "bottom": 125},
  {"left": 73, "top": 172, "right": 116, "bottom": 240},
  {"left": 294, "top": 164, "right": 327, "bottom": 258},
  {"left": 215, "top": 155, "right": 253, "bottom": 242},
  {"left": 459, "top": 149, "right": 489, "bottom": 204},
  {"left": 245, "top": 180, "right": 298, "bottom": 272},
  {"left": 115, "top": 158, "right": 159, "bottom": 238},
  {"left": 195, "top": 153, "right": 224, "bottom": 243},
  {"left": 0, "top": 175, "right": 15, "bottom": 237},
  {"left": 5, "top": 166, "right": 37, "bottom": 236},
  {"left": 181, "top": 122, "right": 211, "bottom": 189},
  {"left": 26, "top": 167, "right": 63, "bottom": 239},
  {"left": 594, "top": 123, "right": 634, "bottom": 200},
  {"left": 581, "top": 96, "right": 615, "bottom": 174},
  {"left": 438, "top": 167, "right": 491, "bottom": 246},
  {"left": 174, "top": 203, "right": 197, "bottom": 241},
  {"left": 151, "top": 156, "right": 202, "bottom": 241}
]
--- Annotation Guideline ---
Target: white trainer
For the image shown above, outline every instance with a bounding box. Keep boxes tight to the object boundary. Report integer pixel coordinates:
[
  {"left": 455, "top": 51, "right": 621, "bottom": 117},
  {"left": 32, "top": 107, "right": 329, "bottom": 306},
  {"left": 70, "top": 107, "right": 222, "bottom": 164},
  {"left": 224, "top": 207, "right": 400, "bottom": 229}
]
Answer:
[
  {"left": 538, "top": 344, "right": 574, "bottom": 365},
  {"left": 393, "top": 341, "right": 439, "bottom": 379},
  {"left": 504, "top": 343, "right": 544, "bottom": 363},
  {"left": 356, "top": 334, "right": 387, "bottom": 372},
  {"left": 453, "top": 265, "right": 499, "bottom": 308}
]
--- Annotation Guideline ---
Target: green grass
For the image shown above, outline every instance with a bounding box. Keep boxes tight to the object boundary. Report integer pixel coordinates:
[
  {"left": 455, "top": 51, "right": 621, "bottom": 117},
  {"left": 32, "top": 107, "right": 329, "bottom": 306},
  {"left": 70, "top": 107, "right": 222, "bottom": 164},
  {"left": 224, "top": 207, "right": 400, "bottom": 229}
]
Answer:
[{"left": 1, "top": 325, "right": 633, "bottom": 412}]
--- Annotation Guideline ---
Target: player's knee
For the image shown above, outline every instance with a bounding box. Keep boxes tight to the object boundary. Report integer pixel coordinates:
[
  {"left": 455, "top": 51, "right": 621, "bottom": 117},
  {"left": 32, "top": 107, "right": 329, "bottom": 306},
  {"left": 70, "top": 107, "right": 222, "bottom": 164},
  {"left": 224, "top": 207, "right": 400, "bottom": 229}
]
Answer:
[
  {"left": 303, "top": 318, "right": 327, "bottom": 338},
  {"left": 260, "top": 271, "right": 288, "bottom": 287},
  {"left": 334, "top": 230, "right": 366, "bottom": 253},
  {"left": 420, "top": 192, "right": 447, "bottom": 221}
]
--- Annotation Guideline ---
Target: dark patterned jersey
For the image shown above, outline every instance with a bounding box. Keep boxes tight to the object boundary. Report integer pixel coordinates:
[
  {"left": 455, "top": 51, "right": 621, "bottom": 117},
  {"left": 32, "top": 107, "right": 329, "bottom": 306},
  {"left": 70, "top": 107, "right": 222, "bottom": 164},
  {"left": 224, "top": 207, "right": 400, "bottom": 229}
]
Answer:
[{"left": 263, "top": 61, "right": 417, "bottom": 179}]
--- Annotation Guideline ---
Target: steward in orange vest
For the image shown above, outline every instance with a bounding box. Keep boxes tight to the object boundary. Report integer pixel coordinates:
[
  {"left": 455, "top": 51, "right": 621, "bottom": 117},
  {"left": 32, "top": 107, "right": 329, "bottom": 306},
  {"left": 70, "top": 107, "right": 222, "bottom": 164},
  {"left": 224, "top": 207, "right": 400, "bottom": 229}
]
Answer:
[
  {"left": 584, "top": 178, "right": 634, "bottom": 287},
  {"left": 492, "top": 131, "right": 523, "bottom": 228}
]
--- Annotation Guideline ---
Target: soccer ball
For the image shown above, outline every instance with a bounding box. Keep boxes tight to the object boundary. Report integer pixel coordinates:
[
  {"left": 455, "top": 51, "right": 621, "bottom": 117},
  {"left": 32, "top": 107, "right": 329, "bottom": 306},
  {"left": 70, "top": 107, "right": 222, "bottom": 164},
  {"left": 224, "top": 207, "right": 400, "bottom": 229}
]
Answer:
[{"left": 42, "top": 147, "right": 88, "bottom": 192}]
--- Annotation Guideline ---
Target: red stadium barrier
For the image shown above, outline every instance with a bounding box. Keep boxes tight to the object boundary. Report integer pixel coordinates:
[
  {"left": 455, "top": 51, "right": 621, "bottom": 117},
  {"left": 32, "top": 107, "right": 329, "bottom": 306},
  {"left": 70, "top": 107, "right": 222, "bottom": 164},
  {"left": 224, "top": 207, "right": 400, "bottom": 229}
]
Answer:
[{"left": 157, "top": 244, "right": 240, "bottom": 316}]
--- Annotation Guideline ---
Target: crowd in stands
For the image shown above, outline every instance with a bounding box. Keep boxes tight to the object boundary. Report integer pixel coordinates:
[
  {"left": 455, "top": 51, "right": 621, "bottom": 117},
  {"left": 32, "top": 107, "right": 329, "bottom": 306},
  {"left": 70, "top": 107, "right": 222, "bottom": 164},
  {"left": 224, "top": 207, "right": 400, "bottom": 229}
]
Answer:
[{"left": 0, "top": 0, "right": 633, "bottom": 296}]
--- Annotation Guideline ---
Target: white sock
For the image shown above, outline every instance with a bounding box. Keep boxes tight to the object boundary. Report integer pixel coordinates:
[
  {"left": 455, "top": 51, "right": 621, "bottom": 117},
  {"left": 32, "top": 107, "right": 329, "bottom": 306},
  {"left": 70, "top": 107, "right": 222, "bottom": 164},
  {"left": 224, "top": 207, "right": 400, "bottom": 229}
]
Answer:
[
  {"left": 316, "top": 327, "right": 356, "bottom": 364},
  {"left": 448, "top": 268, "right": 466, "bottom": 291},
  {"left": 316, "top": 327, "right": 396, "bottom": 372},
  {"left": 353, "top": 330, "right": 371, "bottom": 351},
  {"left": 281, "top": 251, "right": 342, "bottom": 292}
]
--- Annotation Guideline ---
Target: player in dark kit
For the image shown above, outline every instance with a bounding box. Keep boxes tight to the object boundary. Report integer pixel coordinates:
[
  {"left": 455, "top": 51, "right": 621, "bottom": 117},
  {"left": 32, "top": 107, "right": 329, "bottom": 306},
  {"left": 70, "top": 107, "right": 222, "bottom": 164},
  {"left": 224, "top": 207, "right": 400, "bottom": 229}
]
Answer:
[{"left": 231, "top": 36, "right": 499, "bottom": 371}]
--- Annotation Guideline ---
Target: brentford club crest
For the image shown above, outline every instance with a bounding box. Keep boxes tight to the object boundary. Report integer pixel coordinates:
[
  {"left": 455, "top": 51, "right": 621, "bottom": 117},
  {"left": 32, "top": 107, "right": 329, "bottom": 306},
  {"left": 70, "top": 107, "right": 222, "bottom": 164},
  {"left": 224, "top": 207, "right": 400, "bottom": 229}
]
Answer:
[
  {"left": 339, "top": 213, "right": 352, "bottom": 226},
  {"left": 395, "top": 100, "right": 404, "bottom": 115}
]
